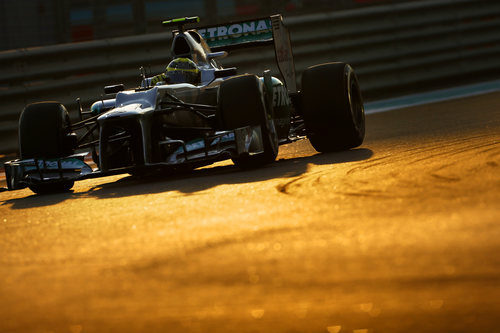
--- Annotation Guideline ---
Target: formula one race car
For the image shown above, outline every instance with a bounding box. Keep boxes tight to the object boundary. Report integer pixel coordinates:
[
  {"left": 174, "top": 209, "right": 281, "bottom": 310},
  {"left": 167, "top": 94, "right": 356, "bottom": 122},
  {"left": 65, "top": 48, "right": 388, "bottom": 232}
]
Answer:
[{"left": 4, "top": 15, "right": 365, "bottom": 194}]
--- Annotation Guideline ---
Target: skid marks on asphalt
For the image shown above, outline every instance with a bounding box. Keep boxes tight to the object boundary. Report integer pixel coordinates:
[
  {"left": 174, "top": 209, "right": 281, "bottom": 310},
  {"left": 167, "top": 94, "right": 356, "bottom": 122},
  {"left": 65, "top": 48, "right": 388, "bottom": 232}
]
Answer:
[{"left": 274, "top": 131, "right": 500, "bottom": 206}]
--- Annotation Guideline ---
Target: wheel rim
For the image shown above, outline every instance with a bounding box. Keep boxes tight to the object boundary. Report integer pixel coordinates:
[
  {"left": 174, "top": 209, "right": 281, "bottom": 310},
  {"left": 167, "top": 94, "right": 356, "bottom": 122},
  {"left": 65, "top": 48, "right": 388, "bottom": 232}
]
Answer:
[
  {"left": 349, "top": 76, "right": 365, "bottom": 130},
  {"left": 263, "top": 85, "right": 278, "bottom": 159},
  {"left": 267, "top": 117, "right": 279, "bottom": 157}
]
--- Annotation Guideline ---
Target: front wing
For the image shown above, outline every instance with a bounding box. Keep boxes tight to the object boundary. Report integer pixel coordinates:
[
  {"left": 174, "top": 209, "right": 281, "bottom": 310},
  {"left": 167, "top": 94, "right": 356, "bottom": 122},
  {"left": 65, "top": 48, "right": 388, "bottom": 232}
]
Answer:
[{"left": 4, "top": 125, "right": 264, "bottom": 191}]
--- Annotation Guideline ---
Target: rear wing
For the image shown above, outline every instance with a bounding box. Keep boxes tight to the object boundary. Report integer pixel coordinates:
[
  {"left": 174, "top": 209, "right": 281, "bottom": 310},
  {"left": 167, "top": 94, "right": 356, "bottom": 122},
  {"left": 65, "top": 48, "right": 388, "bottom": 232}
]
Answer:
[{"left": 196, "top": 15, "right": 297, "bottom": 94}]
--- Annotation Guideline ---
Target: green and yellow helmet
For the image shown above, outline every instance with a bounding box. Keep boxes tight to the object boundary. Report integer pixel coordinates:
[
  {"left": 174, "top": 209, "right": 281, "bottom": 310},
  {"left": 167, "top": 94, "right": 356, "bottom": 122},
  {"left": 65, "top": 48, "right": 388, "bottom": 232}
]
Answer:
[{"left": 166, "top": 57, "right": 200, "bottom": 85}]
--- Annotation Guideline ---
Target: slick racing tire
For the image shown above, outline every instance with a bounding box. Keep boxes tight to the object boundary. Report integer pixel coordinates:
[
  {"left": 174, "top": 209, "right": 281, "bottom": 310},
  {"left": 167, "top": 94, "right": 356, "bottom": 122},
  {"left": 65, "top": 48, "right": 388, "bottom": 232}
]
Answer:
[
  {"left": 19, "top": 102, "right": 76, "bottom": 194},
  {"left": 217, "top": 74, "right": 278, "bottom": 168},
  {"left": 19, "top": 102, "right": 76, "bottom": 159},
  {"left": 301, "top": 62, "right": 365, "bottom": 152}
]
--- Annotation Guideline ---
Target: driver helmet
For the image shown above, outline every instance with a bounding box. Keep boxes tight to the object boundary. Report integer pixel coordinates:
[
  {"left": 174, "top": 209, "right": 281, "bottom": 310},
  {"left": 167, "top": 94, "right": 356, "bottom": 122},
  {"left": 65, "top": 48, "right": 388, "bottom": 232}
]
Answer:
[{"left": 166, "top": 57, "right": 200, "bottom": 85}]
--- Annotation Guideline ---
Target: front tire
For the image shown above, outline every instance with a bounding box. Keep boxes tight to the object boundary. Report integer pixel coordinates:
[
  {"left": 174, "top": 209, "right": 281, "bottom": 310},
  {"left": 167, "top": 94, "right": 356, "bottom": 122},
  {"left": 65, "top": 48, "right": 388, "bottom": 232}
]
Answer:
[
  {"left": 301, "top": 62, "right": 365, "bottom": 152},
  {"left": 19, "top": 102, "right": 76, "bottom": 194},
  {"left": 217, "top": 74, "right": 278, "bottom": 168}
]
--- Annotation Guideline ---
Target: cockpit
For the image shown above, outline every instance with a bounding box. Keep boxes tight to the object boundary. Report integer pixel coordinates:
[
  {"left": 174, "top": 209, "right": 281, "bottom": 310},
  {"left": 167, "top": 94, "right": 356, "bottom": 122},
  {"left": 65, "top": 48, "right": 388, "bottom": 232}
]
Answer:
[{"left": 140, "top": 17, "right": 235, "bottom": 88}]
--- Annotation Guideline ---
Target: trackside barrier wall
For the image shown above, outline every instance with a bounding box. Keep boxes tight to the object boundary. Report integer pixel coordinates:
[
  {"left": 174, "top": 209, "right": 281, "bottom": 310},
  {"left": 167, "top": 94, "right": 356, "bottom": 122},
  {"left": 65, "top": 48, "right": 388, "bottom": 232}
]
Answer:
[{"left": 1, "top": 0, "right": 500, "bottom": 154}]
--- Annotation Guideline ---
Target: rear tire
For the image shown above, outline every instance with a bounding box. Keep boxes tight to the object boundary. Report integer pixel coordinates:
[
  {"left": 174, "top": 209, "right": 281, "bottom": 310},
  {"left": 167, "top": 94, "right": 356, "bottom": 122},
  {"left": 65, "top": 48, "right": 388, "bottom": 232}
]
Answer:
[
  {"left": 301, "top": 62, "right": 365, "bottom": 152},
  {"left": 217, "top": 75, "right": 278, "bottom": 168},
  {"left": 19, "top": 102, "right": 76, "bottom": 194}
]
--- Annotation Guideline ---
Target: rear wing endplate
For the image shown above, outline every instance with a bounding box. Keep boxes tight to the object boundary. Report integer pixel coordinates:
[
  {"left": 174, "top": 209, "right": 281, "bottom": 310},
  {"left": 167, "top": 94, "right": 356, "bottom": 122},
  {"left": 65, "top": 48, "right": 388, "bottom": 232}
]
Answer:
[{"left": 196, "top": 15, "right": 297, "bottom": 94}]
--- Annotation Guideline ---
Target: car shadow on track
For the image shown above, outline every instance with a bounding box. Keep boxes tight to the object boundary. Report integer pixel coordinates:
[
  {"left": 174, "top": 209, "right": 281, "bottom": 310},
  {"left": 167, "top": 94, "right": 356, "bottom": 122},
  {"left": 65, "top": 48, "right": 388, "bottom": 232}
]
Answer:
[
  {"left": 82, "top": 147, "right": 373, "bottom": 198},
  {"left": 1, "top": 147, "right": 373, "bottom": 209}
]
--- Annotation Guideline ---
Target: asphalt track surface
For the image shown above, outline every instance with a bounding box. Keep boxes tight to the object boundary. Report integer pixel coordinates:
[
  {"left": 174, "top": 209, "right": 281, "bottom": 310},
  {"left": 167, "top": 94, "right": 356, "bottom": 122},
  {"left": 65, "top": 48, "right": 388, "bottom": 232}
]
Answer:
[{"left": 0, "top": 92, "right": 499, "bottom": 333}]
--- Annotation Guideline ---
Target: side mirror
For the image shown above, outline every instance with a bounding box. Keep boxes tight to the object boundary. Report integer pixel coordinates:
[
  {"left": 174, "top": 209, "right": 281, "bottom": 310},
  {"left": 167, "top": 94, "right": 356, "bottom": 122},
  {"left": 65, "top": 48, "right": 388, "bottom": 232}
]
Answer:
[
  {"left": 214, "top": 67, "right": 237, "bottom": 79},
  {"left": 104, "top": 84, "right": 125, "bottom": 95},
  {"left": 207, "top": 51, "right": 228, "bottom": 60}
]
